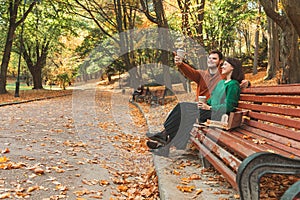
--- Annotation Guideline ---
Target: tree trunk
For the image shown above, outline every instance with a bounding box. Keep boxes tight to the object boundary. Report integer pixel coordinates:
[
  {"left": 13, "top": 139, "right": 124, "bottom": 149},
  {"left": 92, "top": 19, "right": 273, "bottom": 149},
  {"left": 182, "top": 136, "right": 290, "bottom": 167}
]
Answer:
[
  {"left": 0, "top": 2, "right": 19, "bottom": 94},
  {"left": 264, "top": 17, "right": 279, "bottom": 80},
  {"left": 30, "top": 65, "right": 43, "bottom": 89},
  {"left": 21, "top": 39, "right": 49, "bottom": 89},
  {"left": 280, "top": 27, "right": 300, "bottom": 83},
  {"left": 282, "top": 0, "right": 300, "bottom": 36},
  {"left": 140, "top": 0, "right": 173, "bottom": 89},
  {"left": 253, "top": 4, "right": 261, "bottom": 75},
  {"left": 260, "top": 0, "right": 300, "bottom": 83},
  {"left": 154, "top": 0, "right": 172, "bottom": 90},
  {"left": 0, "top": 1, "right": 36, "bottom": 94},
  {"left": 0, "top": 21, "right": 17, "bottom": 94}
]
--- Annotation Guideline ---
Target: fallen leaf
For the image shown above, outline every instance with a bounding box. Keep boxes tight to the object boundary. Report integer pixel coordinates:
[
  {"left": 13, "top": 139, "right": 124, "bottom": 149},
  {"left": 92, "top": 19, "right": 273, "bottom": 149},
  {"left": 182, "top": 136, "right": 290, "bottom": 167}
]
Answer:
[
  {"left": 0, "top": 193, "right": 11, "bottom": 198},
  {"left": 173, "top": 170, "right": 181, "bottom": 175},
  {"left": 176, "top": 185, "right": 195, "bottom": 193},
  {"left": 0, "top": 156, "right": 9, "bottom": 163},
  {"left": 34, "top": 167, "right": 45, "bottom": 175},
  {"left": 27, "top": 185, "right": 39, "bottom": 192},
  {"left": 117, "top": 185, "right": 128, "bottom": 192},
  {"left": 195, "top": 189, "right": 203, "bottom": 195},
  {"left": 189, "top": 174, "right": 201, "bottom": 180},
  {"left": 1, "top": 148, "right": 10, "bottom": 154},
  {"left": 243, "top": 135, "right": 251, "bottom": 139},
  {"left": 99, "top": 180, "right": 109, "bottom": 186}
]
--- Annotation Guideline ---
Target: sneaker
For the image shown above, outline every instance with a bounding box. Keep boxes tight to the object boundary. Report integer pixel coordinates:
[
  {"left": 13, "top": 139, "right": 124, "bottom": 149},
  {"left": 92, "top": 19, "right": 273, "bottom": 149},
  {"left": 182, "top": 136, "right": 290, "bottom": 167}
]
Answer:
[
  {"left": 146, "top": 141, "right": 163, "bottom": 149},
  {"left": 146, "top": 130, "right": 169, "bottom": 144}
]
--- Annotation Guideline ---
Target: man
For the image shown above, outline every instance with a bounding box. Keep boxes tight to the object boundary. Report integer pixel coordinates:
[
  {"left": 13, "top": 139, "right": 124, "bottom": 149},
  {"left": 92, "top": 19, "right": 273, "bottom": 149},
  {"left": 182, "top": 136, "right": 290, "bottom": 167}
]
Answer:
[{"left": 146, "top": 50, "right": 249, "bottom": 156}]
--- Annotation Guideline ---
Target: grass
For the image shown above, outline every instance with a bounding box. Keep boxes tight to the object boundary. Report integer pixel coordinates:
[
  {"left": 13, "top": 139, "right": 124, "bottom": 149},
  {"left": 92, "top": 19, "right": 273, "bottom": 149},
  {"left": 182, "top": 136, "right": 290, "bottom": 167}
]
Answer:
[
  {"left": 6, "top": 82, "right": 33, "bottom": 91},
  {"left": 6, "top": 82, "right": 64, "bottom": 91}
]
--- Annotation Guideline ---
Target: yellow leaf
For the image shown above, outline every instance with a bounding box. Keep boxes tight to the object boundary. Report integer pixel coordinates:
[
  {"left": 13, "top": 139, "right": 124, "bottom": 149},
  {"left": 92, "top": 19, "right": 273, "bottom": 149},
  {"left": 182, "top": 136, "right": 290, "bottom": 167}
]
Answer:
[
  {"left": 195, "top": 189, "right": 203, "bottom": 195},
  {"left": 34, "top": 167, "right": 45, "bottom": 175},
  {"left": 99, "top": 180, "right": 109, "bottom": 186},
  {"left": 0, "top": 193, "right": 11, "bottom": 198},
  {"left": 117, "top": 185, "right": 128, "bottom": 192},
  {"left": 243, "top": 135, "right": 251, "bottom": 139},
  {"left": 0, "top": 156, "right": 9, "bottom": 163},
  {"left": 173, "top": 170, "right": 181, "bottom": 175},
  {"left": 27, "top": 186, "right": 39, "bottom": 193},
  {"left": 176, "top": 185, "right": 195, "bottom": 192},
  {"left": 189, "top": 174, "right": 201, "bottom": 180}
]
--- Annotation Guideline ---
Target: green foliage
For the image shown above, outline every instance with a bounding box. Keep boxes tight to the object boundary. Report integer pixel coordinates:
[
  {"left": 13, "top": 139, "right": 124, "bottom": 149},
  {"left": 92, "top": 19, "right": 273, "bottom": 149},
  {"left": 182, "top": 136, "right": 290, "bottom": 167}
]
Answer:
[
  {"left": 204, "top": 0, "right": 256, "bottom": 52},
  {"left": 56, "top": 72, "right": 70, "bottom": 90}
]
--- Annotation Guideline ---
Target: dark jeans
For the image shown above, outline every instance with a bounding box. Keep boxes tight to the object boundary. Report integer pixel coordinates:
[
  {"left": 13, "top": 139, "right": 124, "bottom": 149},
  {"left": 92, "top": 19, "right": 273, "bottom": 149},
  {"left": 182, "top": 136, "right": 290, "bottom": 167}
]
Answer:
[
  {"left": 163, "top": 102, "right": 199, "bottom": 149},
  {"left": 162, "top": 102, "right": 224, "bottom": 150}
]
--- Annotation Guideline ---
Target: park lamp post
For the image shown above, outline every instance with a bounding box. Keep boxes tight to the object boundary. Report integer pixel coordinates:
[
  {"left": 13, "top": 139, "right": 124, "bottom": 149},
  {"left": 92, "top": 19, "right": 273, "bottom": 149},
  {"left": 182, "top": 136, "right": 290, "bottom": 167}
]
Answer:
[{"left": 14, "top": 0, "right": 40, "bottom": 97}]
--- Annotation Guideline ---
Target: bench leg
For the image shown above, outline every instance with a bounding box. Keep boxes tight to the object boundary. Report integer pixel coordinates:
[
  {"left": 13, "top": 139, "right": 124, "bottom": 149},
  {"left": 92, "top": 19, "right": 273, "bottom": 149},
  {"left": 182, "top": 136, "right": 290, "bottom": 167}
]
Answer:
[
  {"left": 236, "top": 152, "right": 300, "bottom": 200},
  {"left": 280, "top": 180, "right": 300, "bottom": 200},
  {"left": 198, "top": 151, "right": 212, "bottom": 168}
]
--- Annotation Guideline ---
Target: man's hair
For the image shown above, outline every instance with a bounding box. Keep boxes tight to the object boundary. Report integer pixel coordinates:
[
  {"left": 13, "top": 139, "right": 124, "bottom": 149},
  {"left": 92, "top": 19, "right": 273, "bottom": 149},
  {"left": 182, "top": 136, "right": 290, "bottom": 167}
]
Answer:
[{"left": 209, "top": 50, "right": 223, "bottom": 60}]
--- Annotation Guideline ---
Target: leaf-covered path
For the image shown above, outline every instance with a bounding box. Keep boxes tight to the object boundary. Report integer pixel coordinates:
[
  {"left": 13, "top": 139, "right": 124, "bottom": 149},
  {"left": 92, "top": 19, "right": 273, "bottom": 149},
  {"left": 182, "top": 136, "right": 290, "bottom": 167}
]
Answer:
[{"left": 0, "top": 83, "right": 158, "bottom": 199}]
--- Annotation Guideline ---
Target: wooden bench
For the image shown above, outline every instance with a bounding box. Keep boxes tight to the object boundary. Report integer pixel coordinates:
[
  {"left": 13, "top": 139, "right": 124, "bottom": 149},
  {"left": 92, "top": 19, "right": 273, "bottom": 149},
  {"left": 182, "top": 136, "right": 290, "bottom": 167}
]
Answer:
[
  {"left": 135, "top": 87, "right": 151, "bottom": 103},
  {"left": 190, "top": 84, "right": 300, "bottom": 200},
  {"left": 146, "top": 86, "right": 175, "bottom": 106}
]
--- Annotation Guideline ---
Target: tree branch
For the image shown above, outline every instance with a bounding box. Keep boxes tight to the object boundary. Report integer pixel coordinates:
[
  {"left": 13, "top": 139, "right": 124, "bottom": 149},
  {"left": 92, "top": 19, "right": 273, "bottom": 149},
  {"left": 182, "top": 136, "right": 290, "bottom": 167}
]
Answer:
[
  {"left": 140, "top": 0, "right": 157, "bottom": 23},
  {"left": 259, "top": 0, "right": 289, "bottom": 30}
]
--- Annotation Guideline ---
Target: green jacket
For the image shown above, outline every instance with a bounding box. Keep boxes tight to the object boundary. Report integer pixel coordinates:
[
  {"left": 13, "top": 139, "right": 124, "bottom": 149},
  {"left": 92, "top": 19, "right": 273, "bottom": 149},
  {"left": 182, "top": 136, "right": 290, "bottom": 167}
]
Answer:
[{"left": 207, "top": 79, "right": 240, "bottom": 114}]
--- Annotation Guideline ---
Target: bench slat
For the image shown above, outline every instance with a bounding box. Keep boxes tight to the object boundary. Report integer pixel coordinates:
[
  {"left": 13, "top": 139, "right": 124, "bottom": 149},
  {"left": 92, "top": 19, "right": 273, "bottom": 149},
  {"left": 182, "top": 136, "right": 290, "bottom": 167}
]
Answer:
[
  {"left": 241, "top": 84, "right": 300, "bottom": 95},
  {"left": 203, "top": 128, "right": 262, "bottom": 158},
  {"left": 240, "top": 123, "right": 300, "bottom": 152},
  {"left": 244, "top": 119, "right": 300, "bottom": 142},
  {"left": 212, "top": 128, "right": 299, "bottom": 159},
  {"left": 240, "top": 95, "right": 300, "bottom": 106},
  {"left": 230, "top": 128, "right": 300, "bottom": 158},
  {"left": 238, "top": 102, "right": 300, "bottom": 118},
  {"left": 247, "top": 111, "right": 300, "bottom": 129}
]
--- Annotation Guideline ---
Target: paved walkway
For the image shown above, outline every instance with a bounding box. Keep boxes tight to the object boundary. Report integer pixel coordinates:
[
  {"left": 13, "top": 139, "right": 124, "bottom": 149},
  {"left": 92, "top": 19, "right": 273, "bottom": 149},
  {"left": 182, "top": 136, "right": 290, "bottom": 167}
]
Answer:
[{"left": 0, "top": 83, "right": 155, "bottom": 199}]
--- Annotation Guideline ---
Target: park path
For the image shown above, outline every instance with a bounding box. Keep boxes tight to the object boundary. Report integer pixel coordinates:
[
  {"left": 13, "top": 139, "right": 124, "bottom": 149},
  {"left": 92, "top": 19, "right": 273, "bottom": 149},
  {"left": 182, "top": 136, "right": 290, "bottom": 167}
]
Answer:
[{"left": 0, "top": 82, "right": 157, "bottom": 199}]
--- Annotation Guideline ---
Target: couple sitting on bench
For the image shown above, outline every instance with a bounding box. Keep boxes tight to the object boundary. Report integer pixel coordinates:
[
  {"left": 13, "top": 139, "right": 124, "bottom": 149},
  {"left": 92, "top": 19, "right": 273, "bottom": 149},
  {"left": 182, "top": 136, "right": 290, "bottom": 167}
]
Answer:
[{"left": 146, "top": 50, "right": 249, "bottom": 156}]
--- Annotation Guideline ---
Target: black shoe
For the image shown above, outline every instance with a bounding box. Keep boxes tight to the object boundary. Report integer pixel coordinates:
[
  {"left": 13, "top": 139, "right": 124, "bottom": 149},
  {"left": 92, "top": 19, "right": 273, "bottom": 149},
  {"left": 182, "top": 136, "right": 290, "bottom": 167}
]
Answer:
[
  {"left": 146, "top": 141, "right": 163, "bottom": 149},
  {"left": 146, "top": 130, "right": 169, "bottom": 144}
]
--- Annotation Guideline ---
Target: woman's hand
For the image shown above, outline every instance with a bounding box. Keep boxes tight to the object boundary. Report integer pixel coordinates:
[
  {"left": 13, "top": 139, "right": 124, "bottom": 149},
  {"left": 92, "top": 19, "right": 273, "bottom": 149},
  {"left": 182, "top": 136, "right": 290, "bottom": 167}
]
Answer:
[{"left": 198, "top": 102, "right": 211, "bottom": 110}]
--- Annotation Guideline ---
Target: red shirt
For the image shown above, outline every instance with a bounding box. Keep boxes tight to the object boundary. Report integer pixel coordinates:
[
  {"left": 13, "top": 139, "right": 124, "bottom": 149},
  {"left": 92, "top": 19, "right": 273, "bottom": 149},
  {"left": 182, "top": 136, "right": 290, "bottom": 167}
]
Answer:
[{"left": 178, "top": 62, "right": 223, "bottom": 101}]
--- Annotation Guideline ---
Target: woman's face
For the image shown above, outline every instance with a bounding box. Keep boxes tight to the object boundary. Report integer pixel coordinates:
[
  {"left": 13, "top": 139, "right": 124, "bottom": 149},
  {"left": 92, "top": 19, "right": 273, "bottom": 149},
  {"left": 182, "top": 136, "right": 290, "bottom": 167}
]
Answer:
[{"left": 221, "top": 61, "right": 234, "bottom": 75}]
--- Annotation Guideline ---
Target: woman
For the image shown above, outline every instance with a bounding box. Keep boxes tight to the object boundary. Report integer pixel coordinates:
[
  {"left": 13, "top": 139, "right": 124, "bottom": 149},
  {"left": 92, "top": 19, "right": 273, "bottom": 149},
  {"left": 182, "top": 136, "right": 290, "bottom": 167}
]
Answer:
[
  {"left": 198, "top": 57, "right": 244, "bottom": 123},
  {"left": 148, "top": 57, "right": 244, "bottom": 156}
]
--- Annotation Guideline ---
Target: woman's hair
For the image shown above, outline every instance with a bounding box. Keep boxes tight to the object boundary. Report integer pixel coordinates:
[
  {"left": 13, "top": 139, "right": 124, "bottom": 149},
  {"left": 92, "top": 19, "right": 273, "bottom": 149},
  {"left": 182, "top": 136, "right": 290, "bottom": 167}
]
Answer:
[{"left": 225, "top": 57, "right": 244, "bottom": 83}]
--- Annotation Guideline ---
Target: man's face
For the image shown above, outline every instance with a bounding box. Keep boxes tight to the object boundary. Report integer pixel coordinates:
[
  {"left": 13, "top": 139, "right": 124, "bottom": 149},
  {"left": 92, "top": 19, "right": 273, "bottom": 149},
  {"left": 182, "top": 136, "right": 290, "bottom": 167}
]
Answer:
[{"left": 207, "top": 53, "right": 221, "bottom": 69}]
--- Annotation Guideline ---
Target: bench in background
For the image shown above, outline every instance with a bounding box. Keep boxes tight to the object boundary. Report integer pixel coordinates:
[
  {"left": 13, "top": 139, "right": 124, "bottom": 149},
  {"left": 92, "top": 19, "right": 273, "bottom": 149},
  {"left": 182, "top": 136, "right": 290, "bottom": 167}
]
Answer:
[{"left": 190, "top": 84, "right": 300, "bottom": 199}]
